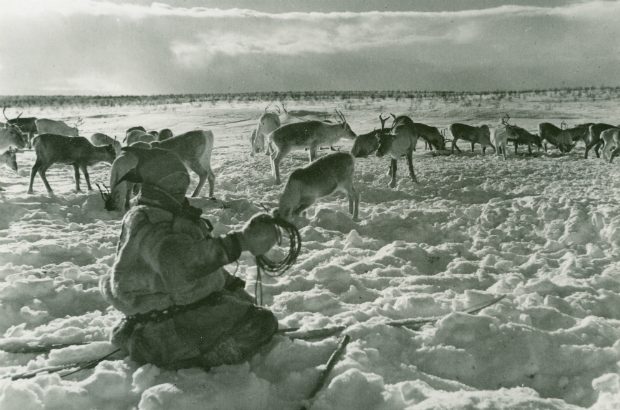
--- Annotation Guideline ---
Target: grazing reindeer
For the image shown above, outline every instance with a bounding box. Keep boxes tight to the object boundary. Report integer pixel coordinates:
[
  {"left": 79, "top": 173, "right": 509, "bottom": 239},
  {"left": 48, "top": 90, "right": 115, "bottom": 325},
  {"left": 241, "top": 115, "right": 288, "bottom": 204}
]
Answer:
[
  {"left": 269, "top": 110, "right": 356, "bottom": 185},
  {"left": 90, "top": 133, "right": 122, "bottom": 156},
  {"left": 1, "top": 147, "right": 18, "bottom": 173},
  {"left": 126, "top": 129, "right": 157, "bottom": 145},
  {"left": 277, "top": 152, "right": 359, "bottom": 221},
  {"left": 449, "top": 123, "right": 494, "bottom": 154},
  {"left": 351, "top": 114, "right": 390, "bottom": 158},
  {"left": 376, "top": 115, "right": 419, "bottom": 188},
  {"left": 35, "top": 118, "right": 83, "bottom": 137},
  {"left": 159, "top": 129, "right": 174, "bottom": 141},
  {"left": 584, "top": 123, "right": 616, "bottom": 159},
  {"left": 3, "top": 107, "right": 37, "bottom": 148},
  {"left": 252, "top": 110, "right": 281, "bottom": 156},
  {"left": 500, "top": 114, "right": 542, "bottom": 154},
  {"left": 106, "top": 130, "right": 215, "bottom": 212},
  {"left": 389, "top": 114, "right": 446, "bottom": 151},
  {"left": 600, "top": 127, "right": 620, "bottom": 163},
  {"left": 0, "top": 123, "right": 27, "bottom": 151},
  {"left": 28, "top": 134, "right": 116, "bottom": 195},
  {"left": 539, "top": 122, "right": 590, "bottom": 153}
]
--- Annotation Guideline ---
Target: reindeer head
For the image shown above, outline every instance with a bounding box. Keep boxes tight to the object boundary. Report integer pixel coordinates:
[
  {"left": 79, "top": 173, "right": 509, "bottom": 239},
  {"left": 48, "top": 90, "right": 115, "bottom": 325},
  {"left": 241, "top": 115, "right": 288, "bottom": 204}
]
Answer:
[
  {"left": 3, "top": 123, "right": 27, "bottom": 149},
  {"left": 335, "top": 109, "right": 356, "bottom": 139},
  {"left": 1, "top": 147, "right": 18, "bottom": 173},
  {"left": 375, "top": 133, "right": 395, "bottom": 158},
  {"left": 97, "top": 183, "right": 117, "bottom": 211}
]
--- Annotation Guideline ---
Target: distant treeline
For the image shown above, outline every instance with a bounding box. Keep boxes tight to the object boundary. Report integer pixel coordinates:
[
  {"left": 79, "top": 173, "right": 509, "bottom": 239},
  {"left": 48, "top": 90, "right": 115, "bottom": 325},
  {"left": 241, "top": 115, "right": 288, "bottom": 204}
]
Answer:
[{"left": 1, "top": 86, "right": 619, "bottom": 108}]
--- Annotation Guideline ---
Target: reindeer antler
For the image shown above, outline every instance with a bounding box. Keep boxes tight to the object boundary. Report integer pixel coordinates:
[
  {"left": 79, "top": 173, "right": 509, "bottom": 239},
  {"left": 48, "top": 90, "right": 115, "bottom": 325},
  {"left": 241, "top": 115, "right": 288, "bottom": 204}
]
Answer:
[
  {"left": 2, "top": 106, "right": 8, "bottom": 121},
  {"left": 334, "top": 109, "right": 347, "bottom": 124},
  {"left": 74, "top": 117, "right": 84, "bottom": 128},
  {"left": 501, "top": 113, "right": 511, "bottom": 125},
  {"left": 379, "top": 113, "right": 389, "bottom": 132},
  {"left": 96, "top": 183, "right": 115, "bottom": 211},
  {"left": 560, "top": 120, "right": 567, "bottom": 130}
]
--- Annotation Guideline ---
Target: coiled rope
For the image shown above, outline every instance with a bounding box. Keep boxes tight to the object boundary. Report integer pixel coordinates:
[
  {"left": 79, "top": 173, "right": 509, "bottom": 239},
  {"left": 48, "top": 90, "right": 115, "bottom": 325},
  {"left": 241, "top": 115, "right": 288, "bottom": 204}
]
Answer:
[{"left": 254, "top": 214, "right": 302, "bottom": 305}]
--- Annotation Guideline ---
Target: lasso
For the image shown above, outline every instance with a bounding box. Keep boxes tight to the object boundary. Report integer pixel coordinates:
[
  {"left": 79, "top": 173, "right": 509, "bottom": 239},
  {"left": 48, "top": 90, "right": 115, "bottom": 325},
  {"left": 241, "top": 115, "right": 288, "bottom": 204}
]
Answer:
[{"left": 254, "top": 213, "right": 302, "bottom": 306}]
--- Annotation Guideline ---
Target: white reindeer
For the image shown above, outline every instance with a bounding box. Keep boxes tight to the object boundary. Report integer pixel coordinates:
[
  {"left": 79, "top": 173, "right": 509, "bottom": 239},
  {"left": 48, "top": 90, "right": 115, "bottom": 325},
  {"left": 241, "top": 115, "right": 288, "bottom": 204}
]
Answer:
[
  {"left": 277, "top": 152, "right": 359, "bottom": 221},
  {"left": 269, "top": 110, "right": 356, "bottom": 185}
]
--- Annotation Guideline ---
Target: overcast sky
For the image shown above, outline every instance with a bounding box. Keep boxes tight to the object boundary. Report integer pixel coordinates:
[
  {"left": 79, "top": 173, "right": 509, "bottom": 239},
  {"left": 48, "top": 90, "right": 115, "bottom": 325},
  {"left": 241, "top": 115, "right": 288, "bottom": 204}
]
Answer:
[{"left": 1, "top": 0, "right": 619, "bottom": 94}]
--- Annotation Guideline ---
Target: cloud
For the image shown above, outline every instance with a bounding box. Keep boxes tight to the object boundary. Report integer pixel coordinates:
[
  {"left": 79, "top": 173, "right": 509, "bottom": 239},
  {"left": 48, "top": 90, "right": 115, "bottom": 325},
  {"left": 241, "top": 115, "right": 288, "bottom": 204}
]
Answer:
[{"left": 0, "top": 0, "right": 619, "bottom": 94}]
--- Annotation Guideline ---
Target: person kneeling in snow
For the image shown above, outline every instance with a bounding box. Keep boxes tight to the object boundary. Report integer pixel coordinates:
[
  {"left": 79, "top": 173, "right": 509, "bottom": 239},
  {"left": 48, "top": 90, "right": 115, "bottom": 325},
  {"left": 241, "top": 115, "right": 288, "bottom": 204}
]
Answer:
[{"left": 100, "top": 147, "right": 279, "bottom": 370}]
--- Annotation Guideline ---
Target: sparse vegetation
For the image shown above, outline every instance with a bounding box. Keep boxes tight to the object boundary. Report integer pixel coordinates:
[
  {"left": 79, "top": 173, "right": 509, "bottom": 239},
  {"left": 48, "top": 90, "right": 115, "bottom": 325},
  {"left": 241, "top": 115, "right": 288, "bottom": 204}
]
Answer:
[{"left": 1, "top": 86, "right": 620, "bottom": 109}]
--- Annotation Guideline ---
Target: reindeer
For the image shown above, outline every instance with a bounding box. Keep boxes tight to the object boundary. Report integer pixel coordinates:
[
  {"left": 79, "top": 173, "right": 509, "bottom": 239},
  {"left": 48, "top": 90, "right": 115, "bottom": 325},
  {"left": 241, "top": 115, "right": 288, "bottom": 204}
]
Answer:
[
  {"left": 28, "top": 134, "right": 116, "bottom": 195},
  {"left": 159, "top": 129, "right": 174, "bottom": 141},
  {"left": 1, "top": 147, "right": 18, "bottom": 173},
  {"left": 90, "top": 133, "right": 122, "bottom": 156},
  {"left": 251, "top": 107, "right": 281, "bottom": 156},
  {"left": 3, "top": 107, "right": 37, "bottom": 148},
  {"left": 277, "top": 152, "right": 359, "bottom": 221},
  {"left": 269, "top": 110, "right": 356, "bottom": 185},
  {"left": 126, "top": 129, "right": 157, "bottom": 145},
  {"left": 351, "top": 114, "right": 390, "bottom": 158},
  {"left": 0, "top": 147, "right": 18, "bottom": 192},
  {"left": 584, "top": 123, "right": 616, "bottom": 159},
  {"left": 126, "top": 126, "right": 146, "bottom": 134},
  {"left": 449, "top": 123, "right": 494, "bottom": 154},
  {"left": 538, "top": 122, "right": 590, "bottom": 153},
  {"left": 35, "top": 117, "right": 83, "bottom": 137},
  {"left": 388, "top": 114, "right": 446, "bottom": 151},
  {"left": 105, "top": 130, "right": 215, "bottom": 212},
  {"left": 376, "top": 115, "right": 419, "bottom": 188},
  {"left": 500, "top": 114, "right": 542, "bottom": 154},
  {"left": 600, "top": 127, "right": 620, "bottom": 163},
  {"left": 0, "top": 123, "right": 27, "bottom": 151},
  {"left": 490, "top": 126, "right": 508, "bottom": 160}
]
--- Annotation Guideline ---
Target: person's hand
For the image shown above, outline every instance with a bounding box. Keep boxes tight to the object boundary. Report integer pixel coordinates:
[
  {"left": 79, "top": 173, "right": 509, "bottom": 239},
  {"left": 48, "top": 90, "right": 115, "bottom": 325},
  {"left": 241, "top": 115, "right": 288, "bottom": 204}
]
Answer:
[{"left": 239, "top": 213, "right": 278, "bottom": 256}]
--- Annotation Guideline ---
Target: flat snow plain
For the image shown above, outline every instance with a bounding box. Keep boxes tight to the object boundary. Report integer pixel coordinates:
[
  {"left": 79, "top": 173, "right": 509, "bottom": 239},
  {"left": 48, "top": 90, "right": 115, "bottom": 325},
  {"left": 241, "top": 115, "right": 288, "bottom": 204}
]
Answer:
[{"left": 0, "top": 97, "right": 619, "bottom": 410}]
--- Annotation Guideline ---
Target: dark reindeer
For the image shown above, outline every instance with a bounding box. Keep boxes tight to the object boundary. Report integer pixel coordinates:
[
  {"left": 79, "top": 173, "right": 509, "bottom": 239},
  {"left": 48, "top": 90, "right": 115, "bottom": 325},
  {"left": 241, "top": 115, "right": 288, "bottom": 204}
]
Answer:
[{"left": 28, "top": 134, "right": 116, "bottom": 195}]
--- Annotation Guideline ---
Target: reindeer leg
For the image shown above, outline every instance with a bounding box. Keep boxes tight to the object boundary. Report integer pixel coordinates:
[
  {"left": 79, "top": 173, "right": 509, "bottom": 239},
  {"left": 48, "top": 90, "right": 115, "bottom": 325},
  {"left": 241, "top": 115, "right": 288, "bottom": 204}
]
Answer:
[
  {"left": 39, "top": 165, "right": 54, "bottom": 195},
  {"left": 28, "top": 159, "right": 42, "bottom": 194},
  {"left": 451, "top": 138, "right": 457, "bottom": 154},
  {"left": 82, "top": 165, "right": 93, "bottom": 191},
  {"left": 610, "top": 147, "right": 620, "bottom": 163},
  {"left": 406, "top": 151, "right": 418, "bottom": 183},
  {"left": 73, "top": 164, "right": 82, "bottom": 192},
  {"left": 514, "top": 142, "right": 518, "bottom": 155},
  {"left": 594, "top": 140, "right": 603, "bottom": 158},
  {"left": 453, "top": 138, "right": 462, "bottom": 153},
  {"left": 528, "top": 144, "right": 532, "bottom": 155},
  {"left": 207, "top": 166, "right": 215, "bottom": 198},
  {"left": 471, "top": 142, "right": 475, "bottom": 153},
  {"left": 272, "top": 148, "right": 287, "bottom": 185},
  {"left": 345, "top": 182, "right": 360, "bottom": 221},
  {"left": 192, "top": 174, "right": 207, "bottom": 197},
  {"left": 389, "top": 159, "right": 398, "bottom": 188},
  {"left": 309, "top": 145, "right": 317, "bottom": 162}
]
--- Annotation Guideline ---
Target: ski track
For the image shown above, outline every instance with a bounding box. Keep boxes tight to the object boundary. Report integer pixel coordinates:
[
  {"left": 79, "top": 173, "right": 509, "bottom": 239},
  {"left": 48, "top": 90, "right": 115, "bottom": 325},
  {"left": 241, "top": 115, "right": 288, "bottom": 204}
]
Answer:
[{"left": 0, "top": 99, "right": 619, "bottom": 410}]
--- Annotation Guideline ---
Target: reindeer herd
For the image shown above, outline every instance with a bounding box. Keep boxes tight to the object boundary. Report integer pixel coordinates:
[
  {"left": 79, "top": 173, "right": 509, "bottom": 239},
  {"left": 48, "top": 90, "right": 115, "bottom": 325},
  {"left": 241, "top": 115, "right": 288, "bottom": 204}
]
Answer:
[{"left": 0, "top": 104, "right": 619, "bottom": 221}]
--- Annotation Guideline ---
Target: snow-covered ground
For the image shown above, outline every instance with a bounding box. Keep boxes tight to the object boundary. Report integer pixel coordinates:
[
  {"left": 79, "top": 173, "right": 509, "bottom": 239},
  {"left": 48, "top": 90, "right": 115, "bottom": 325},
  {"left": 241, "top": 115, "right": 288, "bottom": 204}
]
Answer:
[{"left": 0, "top": 97, "right": 619, "bottom": 410}]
